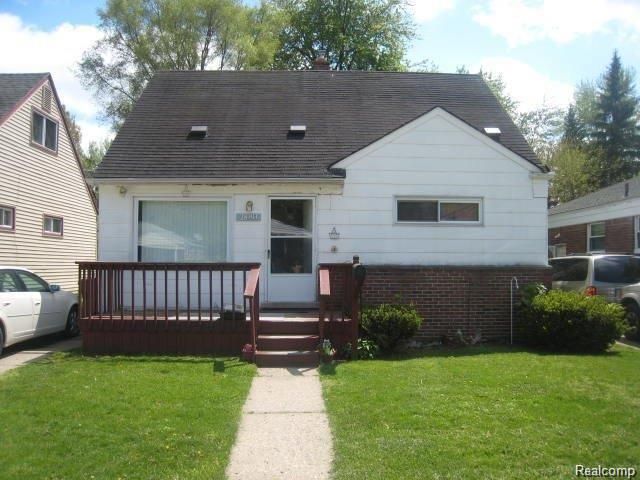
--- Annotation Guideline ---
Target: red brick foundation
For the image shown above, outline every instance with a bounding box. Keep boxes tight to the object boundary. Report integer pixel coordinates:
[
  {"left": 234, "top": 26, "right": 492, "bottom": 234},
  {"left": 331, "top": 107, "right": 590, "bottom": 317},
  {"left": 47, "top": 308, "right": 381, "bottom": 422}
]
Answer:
[{"left": 361, "top": 265, "right": 551, "bottom": 342}]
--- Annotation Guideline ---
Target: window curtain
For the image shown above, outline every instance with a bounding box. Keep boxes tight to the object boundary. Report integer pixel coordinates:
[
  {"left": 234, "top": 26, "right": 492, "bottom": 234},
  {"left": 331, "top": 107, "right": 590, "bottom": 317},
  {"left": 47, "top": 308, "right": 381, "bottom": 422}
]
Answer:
[{"left": 138, "top": 201, "right": 227, "bottom": 262}]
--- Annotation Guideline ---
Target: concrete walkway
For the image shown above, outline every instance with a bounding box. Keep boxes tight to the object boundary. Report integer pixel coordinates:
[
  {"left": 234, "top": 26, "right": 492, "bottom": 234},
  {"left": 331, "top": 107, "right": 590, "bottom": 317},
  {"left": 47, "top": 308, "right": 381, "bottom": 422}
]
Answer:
[
  {"left": 226, "top": 367, "right": 333, "bottom": 480},
  {"left": 0, "top": 337, "right": 81, "bottom": 376}
]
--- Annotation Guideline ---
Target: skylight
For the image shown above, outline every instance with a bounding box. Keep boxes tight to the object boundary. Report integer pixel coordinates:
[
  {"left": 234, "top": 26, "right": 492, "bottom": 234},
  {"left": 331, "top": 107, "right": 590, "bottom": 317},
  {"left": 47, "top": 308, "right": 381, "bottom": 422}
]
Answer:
[
  {"left": 188, "top": 125, "right": 208, "bottom": 139},
  {"left": 289, "top": 125, "right": 306, "bottom": 133}
]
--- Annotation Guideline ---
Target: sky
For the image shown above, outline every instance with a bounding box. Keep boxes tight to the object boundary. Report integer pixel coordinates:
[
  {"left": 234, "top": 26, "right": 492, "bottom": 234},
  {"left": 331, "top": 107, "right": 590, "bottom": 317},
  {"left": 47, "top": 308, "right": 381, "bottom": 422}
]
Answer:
[{"left": 1, "top": 0, "right": 639, "bottom": 150}]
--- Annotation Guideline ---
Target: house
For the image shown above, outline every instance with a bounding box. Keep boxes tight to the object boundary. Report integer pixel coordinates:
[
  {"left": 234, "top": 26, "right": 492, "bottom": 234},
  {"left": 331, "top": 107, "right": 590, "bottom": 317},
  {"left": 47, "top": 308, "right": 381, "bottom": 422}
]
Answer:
[
  {"left": 0, "top": 73, "right": 97, "bottom": 291},
  {"left": 549, "top": 176, "right": 640, "bottom": 256},
  {"left": 83, "top": 66, "right": 551, "bottom": 361}
]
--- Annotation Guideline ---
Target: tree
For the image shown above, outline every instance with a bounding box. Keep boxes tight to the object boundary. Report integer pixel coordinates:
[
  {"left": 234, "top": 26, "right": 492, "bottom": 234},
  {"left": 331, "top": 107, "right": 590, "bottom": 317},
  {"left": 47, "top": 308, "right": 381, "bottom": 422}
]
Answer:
[
  {"left": 548, "top": 143, "right": 593, "bottom": 204},
  {"left": 61, "top": 105, "right": 83, "bottom": 156},
  {"left": 83, "top": 138, "right": 112, "bottom": 172},
  {"left": 478, "top": 69, "right": 520, "bottom": 122},
  {"left": 590, "top": 50, "right": 640, "bottom": 187},
  {"left": 573, "top": 80, "right": 598, "bottom": 140},
  {"left": 273, "top": 0, "right": 415, "bottom": 71},
  {"left": 562, "top": 104, "right": 585, "bottom": 145},
  {"left": 78, "top": 0, "right": 273, "bottom": 129},
  {"left": 516, "top": 103, "right": 564, "bottom": 165}
]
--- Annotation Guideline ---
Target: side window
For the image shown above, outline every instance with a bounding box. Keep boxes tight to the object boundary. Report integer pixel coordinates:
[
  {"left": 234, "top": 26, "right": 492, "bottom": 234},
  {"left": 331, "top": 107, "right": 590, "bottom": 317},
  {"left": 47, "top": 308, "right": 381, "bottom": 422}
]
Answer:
[
  {"left": 0, "top": 271, "right": 20, "bottom": 293},
  {"left": 550, "top": 259, "right": 589, "bottom": 282},
  {"left": 15, "top": 271, "right": 49, "bottom": 293}
]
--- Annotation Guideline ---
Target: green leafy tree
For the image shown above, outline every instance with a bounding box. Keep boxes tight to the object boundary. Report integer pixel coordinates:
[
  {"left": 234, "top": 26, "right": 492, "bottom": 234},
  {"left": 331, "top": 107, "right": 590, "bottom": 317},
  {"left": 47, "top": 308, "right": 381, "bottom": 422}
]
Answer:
[
  {"left": 83, "top": 138, "right": 113, "bottom": 172},
  {"left": 60, "top": 104, "right": 83, "bottom": 157},
  {"left": 273, "top": 0, "right": 415, "bottom": 71},
  {"left": 78, "top": 0, "right": 274, "bottom": 129},
  {"left": 548, "top": 143, "right": 593, "bottom": 204},
  {"left": 591, "top": 50, "right": 640, "bottom": 187},
  {"left": 573, "top": 80, "right": 599, "bottom": 140},
  {"left": 516, "top": 103, "right": 564, "bottom": 165},
  {"left": 478, "top": 69, "right": 520, "bottom": 121}
]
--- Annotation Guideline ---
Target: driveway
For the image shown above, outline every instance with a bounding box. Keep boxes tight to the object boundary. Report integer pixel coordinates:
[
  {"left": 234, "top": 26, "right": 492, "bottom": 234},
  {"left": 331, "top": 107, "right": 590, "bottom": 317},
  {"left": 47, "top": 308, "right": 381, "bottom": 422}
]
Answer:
[{"left": 0, "top": 334, "right": 81, "bottom": 375}]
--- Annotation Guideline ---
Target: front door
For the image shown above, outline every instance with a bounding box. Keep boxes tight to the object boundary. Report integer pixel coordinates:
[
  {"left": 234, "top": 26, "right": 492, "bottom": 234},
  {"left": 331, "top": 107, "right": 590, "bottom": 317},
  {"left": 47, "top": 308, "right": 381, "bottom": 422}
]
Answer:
[{"left": 267, "top": 198, "right": 316, "bottom": 303}]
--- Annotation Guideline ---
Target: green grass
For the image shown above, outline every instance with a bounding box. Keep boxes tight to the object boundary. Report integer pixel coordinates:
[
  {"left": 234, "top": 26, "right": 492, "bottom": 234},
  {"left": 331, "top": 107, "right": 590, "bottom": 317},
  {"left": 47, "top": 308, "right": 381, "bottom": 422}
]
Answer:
[
  {"left": 0, "top": 352, "right": 255, "bottom": 480},
  {"left": 321, "top": 345, "right": 640, "bottom": 479}
]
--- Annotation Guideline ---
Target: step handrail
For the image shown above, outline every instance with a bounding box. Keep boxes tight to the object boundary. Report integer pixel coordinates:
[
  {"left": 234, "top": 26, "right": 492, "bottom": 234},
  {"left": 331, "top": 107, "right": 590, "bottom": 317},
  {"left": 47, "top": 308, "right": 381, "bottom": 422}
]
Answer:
[
  {"left": 244, "top": 266, "right": 260, "bottom": 362},
  {"left": 318, "top": 266, "right": 331, "bottom": 340}
]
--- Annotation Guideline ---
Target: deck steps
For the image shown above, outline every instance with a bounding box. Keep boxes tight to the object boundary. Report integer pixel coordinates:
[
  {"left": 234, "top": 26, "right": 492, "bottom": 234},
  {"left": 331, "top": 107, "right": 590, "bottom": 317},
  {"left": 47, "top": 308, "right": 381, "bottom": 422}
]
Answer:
[
  {"left": 258, "top": 334, "right": 320, "bottom": 351},
  {"left": 255, "top": 350, "right": 319, "bottom": 368},
  {"left": 255, "top": 314, "right": 321, "bottom": 367}
]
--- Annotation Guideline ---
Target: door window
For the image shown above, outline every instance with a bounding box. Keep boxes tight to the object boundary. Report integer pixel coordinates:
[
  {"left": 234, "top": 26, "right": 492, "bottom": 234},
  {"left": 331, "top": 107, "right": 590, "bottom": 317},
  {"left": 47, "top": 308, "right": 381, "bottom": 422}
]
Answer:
[
  {"left": 0, "top": 270, "right": 20, "bottom": 292},
  {"left": 270, "top": 199, "right": 313, "bottom": 274},
  {"left": 15, "top": 271, "right": 49, "bottom": 292}
]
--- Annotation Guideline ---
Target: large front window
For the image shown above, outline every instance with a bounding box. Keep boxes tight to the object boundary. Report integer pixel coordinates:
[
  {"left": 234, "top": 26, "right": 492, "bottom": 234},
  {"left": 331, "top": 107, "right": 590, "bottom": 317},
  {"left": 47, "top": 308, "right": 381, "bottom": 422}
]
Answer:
[{"left": 137, "top": 201, "right": 227, "bottom": 262}]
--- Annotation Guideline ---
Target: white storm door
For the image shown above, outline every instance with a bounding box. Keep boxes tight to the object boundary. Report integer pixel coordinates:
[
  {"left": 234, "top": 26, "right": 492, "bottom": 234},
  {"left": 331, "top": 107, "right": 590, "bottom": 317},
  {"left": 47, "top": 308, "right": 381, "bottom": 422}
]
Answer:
[{"left": 267, "top": 198, "right": 316, "bottom": 303}]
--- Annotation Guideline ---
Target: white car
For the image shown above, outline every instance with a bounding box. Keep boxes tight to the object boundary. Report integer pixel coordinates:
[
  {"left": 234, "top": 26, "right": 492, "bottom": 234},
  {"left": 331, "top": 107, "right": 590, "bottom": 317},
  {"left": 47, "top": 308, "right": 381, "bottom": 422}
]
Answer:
[{"left": 0, "top": 267, "right": 79, "bottom": 356}]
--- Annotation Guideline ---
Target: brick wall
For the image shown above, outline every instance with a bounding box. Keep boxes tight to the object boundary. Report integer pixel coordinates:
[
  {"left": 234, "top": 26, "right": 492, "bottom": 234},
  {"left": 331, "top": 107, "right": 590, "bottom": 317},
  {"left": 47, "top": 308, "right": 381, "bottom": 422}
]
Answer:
[
  {"left": 361, "top": 265, "right": 551, "bottom": 342},
  {"left": 549, "top": 215, "right": 635, "bottom": 255}
]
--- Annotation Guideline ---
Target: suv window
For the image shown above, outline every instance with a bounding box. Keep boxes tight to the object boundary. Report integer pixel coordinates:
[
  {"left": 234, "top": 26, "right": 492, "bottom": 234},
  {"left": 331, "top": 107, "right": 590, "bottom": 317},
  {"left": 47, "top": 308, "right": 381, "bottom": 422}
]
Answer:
[
  {"left": 0, "top": 270, "right": 20, "bottom": 293},
  {"left": 550, "top": 258, "right": 589, "bottom": 281},
  {"left": 14, "top": 270, "right": 49, "bottom": 292},
  {"left": 594, "top": 256, "right": 640, "bottom": 284}
]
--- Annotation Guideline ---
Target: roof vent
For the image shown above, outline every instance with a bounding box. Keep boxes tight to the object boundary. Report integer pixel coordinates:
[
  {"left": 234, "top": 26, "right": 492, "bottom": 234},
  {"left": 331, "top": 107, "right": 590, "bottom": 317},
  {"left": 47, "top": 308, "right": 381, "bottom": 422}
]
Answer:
[
  {"left": 188, "top": 125, "right": 207, "bottom": 139},
  {"left": 289, "top": 125, "right": 306, "bottom": 133},
  {"left": 41, "top": 85, "right": 52, "bottom": 112},
  {"left": 484, "top": 127, "right": 501, "bottom": 141}
]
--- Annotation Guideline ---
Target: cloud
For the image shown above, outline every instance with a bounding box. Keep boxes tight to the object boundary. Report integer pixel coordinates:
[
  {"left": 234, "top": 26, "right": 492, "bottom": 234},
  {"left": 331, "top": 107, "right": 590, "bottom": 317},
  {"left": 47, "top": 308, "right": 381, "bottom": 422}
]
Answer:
[
  {"left": 409, "top": 0, "right": 455, "bottom": 23},
  {"left": 0, "top": 13, "right": 112, "bottom": 150},
  {"left": 476, "top": 57, "right": 574, "bottom": 111},
  {"left": 473, "top": 0, "right": 640, "bottom": 47}
]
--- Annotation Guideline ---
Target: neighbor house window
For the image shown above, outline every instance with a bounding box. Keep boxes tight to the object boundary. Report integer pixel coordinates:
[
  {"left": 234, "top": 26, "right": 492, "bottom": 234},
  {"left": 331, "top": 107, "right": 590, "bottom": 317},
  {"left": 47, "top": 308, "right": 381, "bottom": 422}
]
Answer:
[
  {"left": 137, "top": 201, "right": 227, "bottom": 262},
  {"left": 0, "top": 205, "right": 15, "bottom": 231},
  {"left": 43, "top": 215, "right": 63, "bottom": 236},
  {"left": 588, "top": 222, "right": 605, "bottom": 252},
  {"left": 32, "top": 110, "right": 58, "bottom": 152},
  {"left": 395, "top": 198, "right": 481, "bottom": 224}
]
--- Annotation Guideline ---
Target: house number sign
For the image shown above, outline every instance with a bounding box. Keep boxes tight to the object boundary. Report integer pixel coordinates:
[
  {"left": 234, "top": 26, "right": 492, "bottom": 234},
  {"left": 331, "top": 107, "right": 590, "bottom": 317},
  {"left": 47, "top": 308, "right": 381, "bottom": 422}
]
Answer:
[{"left": 236, "top": 212, "right": 262, "bottom": 222}]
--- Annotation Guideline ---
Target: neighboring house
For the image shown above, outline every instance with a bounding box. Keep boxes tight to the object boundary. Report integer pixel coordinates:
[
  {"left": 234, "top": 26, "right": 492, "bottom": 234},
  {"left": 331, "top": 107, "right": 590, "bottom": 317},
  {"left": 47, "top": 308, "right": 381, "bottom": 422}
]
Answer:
[
  {"left": 549, "top": 176, "right": 640, "bottom": 257},
  {"left": 0, "top": 73, "right": 97, "bottom": 291},
  {"left": 90, "top": 68, "right": 551, "bottom": 343}
]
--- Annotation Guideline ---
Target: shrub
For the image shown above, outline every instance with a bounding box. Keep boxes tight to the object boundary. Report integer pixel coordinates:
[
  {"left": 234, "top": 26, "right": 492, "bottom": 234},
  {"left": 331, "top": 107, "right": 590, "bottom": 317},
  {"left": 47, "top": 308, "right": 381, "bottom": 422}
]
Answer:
[
  {"left": 356, "top": 338, "right": 379, "bottom": 359},
  {"left": 361, "top": 304, "right": 422, "bottom": 352},
  {"left": 522, "top": 290, "right": 627, "bottom": 353}
]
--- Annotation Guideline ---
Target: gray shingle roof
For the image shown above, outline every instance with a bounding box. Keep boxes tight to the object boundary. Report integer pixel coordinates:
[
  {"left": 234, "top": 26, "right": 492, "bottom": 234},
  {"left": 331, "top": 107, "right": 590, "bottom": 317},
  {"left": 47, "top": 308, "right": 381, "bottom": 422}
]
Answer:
[
  {"left": 94, "top": 70, "right": 542, "bottom": 180},
  {"left": 549, "top": 176, "right": 640, "bottom": 215},
  {"left": 0, "top": 73, "right": 48, "bottom": 124}
]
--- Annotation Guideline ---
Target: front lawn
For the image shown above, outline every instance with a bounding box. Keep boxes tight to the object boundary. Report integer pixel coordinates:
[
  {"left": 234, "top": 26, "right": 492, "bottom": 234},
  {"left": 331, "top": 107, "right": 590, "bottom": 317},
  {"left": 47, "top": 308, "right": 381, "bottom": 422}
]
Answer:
[
  {"left": 0, "top": 352, "right": 255, "bottom": 480},
  {"left": 321, "top": 345, "right": 640, "bottom": 479}
]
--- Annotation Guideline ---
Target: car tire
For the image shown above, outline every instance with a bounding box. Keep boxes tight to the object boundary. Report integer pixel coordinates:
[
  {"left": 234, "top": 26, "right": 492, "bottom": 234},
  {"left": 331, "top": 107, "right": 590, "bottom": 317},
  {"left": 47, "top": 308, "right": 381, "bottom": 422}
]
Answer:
[
  {"left": 623, "top": 301, "right": 640, "bottom": 341},
  {"left": 64, "top": 306, "right": 80, "bottom": 338},
  {"left": 0, "top": 326, "right": 4, "bottom": 356}
]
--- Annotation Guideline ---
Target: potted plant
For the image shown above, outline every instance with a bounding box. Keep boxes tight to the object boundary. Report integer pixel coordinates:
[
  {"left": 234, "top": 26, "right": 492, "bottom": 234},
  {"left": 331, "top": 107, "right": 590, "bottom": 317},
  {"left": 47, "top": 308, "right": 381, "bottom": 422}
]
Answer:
[
  {"left": 241, "top": 343, "right": 254, "bottom": 361},
  {"left": 318, "top": 339, "right": 336, "bottom": 363}
]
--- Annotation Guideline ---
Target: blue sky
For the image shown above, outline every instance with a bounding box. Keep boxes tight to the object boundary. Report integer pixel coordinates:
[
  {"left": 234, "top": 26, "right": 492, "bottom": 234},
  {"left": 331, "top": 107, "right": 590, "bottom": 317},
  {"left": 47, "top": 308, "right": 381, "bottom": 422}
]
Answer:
[{"left": 1, "top": 0, "right": 639, "bottom": 149}]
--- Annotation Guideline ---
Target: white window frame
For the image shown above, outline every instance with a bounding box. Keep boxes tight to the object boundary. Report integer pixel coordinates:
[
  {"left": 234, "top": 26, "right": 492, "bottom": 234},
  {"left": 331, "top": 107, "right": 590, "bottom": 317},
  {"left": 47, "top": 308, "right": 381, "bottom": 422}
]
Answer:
[
  {"left": 133, "top": 196, "right": 232, "bottom": 263},
  {"left": 43, "top": 214, "right": 63, "bottom": 237},
  {"left": 587, "top": 222, "right": 605, "bottom": 253},
  {"left": 394, "top": 196, "right": 483, "bottom": 225},
  {"left": 549, "top": 243, "right": 567, "bottom": 258},
  {"left": 31, "top": 108, "right": 58, "bottom": 153},
  {"left": 0, "top": 205, "right": 15, "bottom": 231},
  {"left": 635, "top": 216, "right": 640, "bottom": 254}
]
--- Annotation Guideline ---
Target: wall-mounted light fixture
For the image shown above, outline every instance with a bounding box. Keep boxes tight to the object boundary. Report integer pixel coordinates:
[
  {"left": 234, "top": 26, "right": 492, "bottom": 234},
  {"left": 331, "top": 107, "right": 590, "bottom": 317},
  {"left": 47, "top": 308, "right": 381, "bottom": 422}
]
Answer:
[
  {"left": 245, "top": 201, "right": 253, "bottom": 212},
  {"left": 118, "top": 186, "right": 127, "bottom": 196},
  {"left": 329, "top": 227, "right": 340, "bottom": 240},
  {"left": 181, "top": 184, "right": 191, "bottom": 197}
]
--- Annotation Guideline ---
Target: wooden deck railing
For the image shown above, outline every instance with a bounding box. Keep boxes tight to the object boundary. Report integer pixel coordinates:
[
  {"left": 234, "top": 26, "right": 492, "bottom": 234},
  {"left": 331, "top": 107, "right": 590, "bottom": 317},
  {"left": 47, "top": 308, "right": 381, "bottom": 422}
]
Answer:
[
  {"left": 243, "top": 266, "right": 260, "bottom": 361},
  {"left": 318, "top": 256, "right": 366, "bottom": 356},
  {"left": 77, "top": 262, "right": 260, "bottom": 329}
]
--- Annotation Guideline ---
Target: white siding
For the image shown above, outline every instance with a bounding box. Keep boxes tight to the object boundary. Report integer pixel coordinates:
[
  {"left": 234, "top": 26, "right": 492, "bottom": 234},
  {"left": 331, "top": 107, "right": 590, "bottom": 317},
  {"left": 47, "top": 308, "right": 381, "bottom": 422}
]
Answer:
[
  {"left": 549, "top": 197, "right": 640, "bottom": 229},
  {"left": 0, "top": 79, "right": 97, "bottom": 291},
  {"left": 97, "top": 108, "right": 548, "bottom": 271}
]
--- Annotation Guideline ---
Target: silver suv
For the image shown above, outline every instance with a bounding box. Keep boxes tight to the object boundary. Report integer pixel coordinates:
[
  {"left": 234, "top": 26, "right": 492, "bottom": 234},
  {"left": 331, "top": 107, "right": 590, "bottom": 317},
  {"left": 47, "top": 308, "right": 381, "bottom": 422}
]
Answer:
[{"left": 549, "top": 255, "right": 640, "bottom": 300}]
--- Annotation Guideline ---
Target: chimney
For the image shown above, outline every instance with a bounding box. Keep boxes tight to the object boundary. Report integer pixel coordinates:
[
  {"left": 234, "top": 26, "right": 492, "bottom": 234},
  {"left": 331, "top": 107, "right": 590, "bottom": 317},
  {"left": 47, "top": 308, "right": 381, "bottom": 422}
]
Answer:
[{"left": 313, "top": 49, "right": 330, "bottom": 70}]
